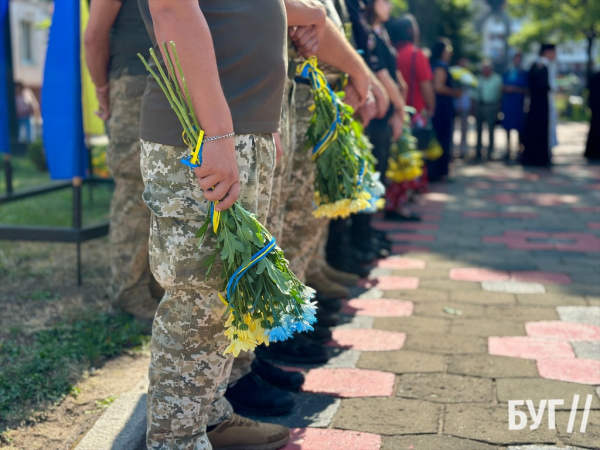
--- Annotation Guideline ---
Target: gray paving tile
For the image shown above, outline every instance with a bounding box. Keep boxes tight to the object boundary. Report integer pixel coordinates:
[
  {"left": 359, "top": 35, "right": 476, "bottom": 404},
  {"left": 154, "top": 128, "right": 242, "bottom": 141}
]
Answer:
[
  {"left": 482, "top": 280, "right": 546, "bottom": 294},
  {"left": 556, "top": 306, "right": 600, "bottom": 326},
  {"left": 572, "top": 342, "right": 600, "bottom": 360}
]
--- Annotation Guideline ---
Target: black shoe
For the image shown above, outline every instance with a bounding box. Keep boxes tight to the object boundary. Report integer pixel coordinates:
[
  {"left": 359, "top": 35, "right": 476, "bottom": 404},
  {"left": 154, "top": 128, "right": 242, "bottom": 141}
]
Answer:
[
  {"left": 305, "top": 325, "right": 333, "bottom": 344},
  {"left": 384, "top": 210, "right": 421, "bottom": 222},
  {"left": 252, "top": 358, "right": 305, "bottom": 392},
  {"left": 225, "top": 372, "right": 296, "bottom": 416},
  {"left": 256, "top": 334, "right": 330, "bottom": 364},
  {"left": 328, "top": 257, "right": 370, "bottom": 278},
  {"left": 350, "top": 247, "right": 377, "bottom": 264},
  {"left": 316, "top": 308, "right": 340, "bottom": 327},
  {"left": 316, "top": 295, "right": 342, "bottom": 312}
]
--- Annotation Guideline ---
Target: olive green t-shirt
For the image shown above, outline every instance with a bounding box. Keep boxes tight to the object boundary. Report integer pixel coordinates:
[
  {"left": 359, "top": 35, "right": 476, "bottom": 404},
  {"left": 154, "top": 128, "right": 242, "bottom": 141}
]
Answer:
[
  {"left": 108, "top": 0, "right": 152, "bottom": 79},
  {"left": 137, "top": 0, "right": 287, "bottom": 147}
]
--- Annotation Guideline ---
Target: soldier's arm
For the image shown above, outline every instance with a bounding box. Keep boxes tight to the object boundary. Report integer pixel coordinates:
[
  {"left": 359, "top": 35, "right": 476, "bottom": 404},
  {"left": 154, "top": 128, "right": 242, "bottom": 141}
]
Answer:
[
  {"left": 149, "top": 0, "right": 239, "bottom": 210},
  {"left": 84, "top": 0, "right": 122, "bottom": 120},
  {"left": 285, "top": 0, "right": 326, "bottom": 28},
  {"left": 315, "top": 19, "right": 371, "bottom": 106}
]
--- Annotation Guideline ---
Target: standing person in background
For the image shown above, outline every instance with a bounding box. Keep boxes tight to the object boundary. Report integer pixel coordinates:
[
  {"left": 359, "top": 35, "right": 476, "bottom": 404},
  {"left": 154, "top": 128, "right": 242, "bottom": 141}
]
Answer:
[
  {"left": 584, "top": 70, "right": 600, "bottom": 162},
  {"left": 14, "top": 82, "right": 38, "bottom": 143},
  {"left": 388, "top": 14, "right": 435, "bottom": 123},
  {"left": 474, "top": 60, "right": 503, "bottom": 161},
  {"left": 501, "top": 52, "right": 528, "bottom": 161},
  {"left": 522, "top": 43, "right": 557, "bottom": 167},
  {"left": 85, "top": 0, "right": 162, "bottom": 322},
  {"left": 430, "top": 38, "right": 461, "bottom": 182},
  {"left": 455, "top": 57, "right": 473, "bottom": 158}
]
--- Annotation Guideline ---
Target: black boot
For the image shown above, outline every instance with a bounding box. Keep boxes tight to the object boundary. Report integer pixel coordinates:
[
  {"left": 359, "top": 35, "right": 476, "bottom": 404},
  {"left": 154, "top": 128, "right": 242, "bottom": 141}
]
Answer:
[
  {"left": 225, "top": 372, "right": 296, "bottom": 416},
  {"left": 315, "top": 308, "right": 340, "bottom": 327},
  {"left": 305, "top": 325, "right": 333, "bottom": 344},
  {"left": 252, "top": 357, "right": 305, "bottom": 392},
  {"left": 256, "top": 334, "right": 329, "bottom": 364}
]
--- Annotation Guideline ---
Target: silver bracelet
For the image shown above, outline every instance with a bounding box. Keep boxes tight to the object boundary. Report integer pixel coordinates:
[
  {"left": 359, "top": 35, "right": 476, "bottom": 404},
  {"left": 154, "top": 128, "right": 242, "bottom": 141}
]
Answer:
[{"left": 203, "top": 132, "right": 235, "bottom": 143}]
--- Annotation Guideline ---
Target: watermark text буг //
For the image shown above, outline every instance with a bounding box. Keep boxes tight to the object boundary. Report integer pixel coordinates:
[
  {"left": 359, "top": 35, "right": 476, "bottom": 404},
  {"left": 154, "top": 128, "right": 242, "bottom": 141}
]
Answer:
[{"left": 508, "top": 395, "right": 593, "bottom": 432}]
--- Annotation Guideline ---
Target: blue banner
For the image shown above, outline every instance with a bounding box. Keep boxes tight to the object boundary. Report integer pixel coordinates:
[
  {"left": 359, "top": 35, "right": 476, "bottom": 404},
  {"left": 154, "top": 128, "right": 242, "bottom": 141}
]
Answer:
[
  {"left": 41, "top": 0, "right": 87, "bottom": 179},
  {"left": 0, "top": 0, "right": 10, "bottom": 154}
]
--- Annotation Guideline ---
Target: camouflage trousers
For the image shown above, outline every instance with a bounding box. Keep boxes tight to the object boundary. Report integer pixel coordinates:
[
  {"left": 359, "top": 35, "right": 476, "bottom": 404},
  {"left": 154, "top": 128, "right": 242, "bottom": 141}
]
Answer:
[
  {"left": 280, "top": 82, "right": 328, "bottom": 282},
  {"left": 106, "top": 73, "right": 159, "bottom": 317},
  {"left": 141, "top": 135, "right": 275, "bottom": 450},
  {"left": 228, "top": 79, "right": 295, "bottom": 385}
]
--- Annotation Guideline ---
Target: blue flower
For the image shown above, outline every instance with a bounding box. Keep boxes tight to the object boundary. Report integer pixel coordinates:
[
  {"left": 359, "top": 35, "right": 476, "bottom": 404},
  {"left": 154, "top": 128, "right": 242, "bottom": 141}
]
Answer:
[
  {"left": 290, "top": 320, "right": 314, "bottom": 333},
  {"left": 268, "top": 325, "right": 293, "bottom": 342}
]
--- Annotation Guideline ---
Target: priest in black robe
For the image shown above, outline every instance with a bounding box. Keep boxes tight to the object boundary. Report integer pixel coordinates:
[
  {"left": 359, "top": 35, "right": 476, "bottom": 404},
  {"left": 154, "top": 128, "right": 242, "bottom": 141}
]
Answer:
[
  {"left": 522, "top": 44, "right": 557, "bottom": 167},
  {"left": 584, "top": 71, "right": 600, "bottom": 162}
]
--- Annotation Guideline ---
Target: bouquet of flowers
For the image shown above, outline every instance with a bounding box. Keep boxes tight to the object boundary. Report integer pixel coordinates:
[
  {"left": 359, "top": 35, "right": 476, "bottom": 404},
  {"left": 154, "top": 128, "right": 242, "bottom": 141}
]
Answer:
[
  {"left": 449, "top": 66, "right": 478, "bottom": 88},
  {"left": 298, "top": 57, "right": 380, "bottom": 219},
  {"left": 139, "top": 42, "right": 315, "bottom": 356},
  {"left": 386, "top": 111, "right": 424, "bottom": 183}
]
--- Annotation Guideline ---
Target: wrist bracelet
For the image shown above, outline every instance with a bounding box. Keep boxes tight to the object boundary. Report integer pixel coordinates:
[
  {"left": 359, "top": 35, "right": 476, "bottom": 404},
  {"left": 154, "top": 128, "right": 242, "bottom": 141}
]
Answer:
[{"left": 203, "top": 132, "right": 235, "bottom": 143}]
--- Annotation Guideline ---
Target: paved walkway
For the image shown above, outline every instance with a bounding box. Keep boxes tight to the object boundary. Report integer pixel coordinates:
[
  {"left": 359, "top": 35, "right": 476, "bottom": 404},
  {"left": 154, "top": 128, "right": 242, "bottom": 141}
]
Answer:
[{"left": 269, "top": 122, "right": 600, "bottom": 450}]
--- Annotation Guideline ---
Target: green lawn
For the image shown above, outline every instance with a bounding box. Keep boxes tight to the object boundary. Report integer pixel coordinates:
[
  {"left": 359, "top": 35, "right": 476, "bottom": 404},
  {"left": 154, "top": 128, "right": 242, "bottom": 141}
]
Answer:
[{"left": 0, "top": 157, "right": 113, "bottom": 227}]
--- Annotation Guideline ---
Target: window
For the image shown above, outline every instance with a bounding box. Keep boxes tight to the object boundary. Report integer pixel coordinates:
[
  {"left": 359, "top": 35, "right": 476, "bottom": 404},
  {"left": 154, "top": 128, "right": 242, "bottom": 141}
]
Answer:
[{"left": 20, "top": 21, "right": 34, "bottom": 65}]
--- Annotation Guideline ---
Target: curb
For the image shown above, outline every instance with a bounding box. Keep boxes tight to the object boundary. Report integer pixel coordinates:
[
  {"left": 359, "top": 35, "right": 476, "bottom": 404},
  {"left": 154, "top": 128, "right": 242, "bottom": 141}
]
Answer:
[{"left": 74, "top": 379, "right": 148, "bottom": 450}]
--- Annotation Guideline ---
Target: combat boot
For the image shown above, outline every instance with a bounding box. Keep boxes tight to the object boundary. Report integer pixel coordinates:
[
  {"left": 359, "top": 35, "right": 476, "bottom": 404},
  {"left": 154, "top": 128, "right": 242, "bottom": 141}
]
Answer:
[
  {"left": 306, "top": 271, "right": 350, "bottom": 299},
  {"left": 322, "top": 262, "right": 360, "bottom": 287},
  {"left": 207, "top": 414, "right": 290, "bottom": 450}
]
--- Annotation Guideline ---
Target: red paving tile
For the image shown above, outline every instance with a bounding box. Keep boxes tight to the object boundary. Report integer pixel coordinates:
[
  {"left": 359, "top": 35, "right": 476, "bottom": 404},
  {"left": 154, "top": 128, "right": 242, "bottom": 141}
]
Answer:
[
  {"left": 388, "top": 233, "right": 436, "bottom": 242},
  {"left": 463, "top": 211, "right": 499, "bottom": 218},
  {"left": 358, "top": 276, "right": 420, "bottom": 290},
  {"left": 511, "top": 271, "right": 572, "bottom": 285},
  {"left": 327, "top": 328, "right": 407, "bottom": 351},
  {"left": 572, "top": 206, "right": 600, "bottom": 212},
  {"left": 421, "top": 214, "right": 442, "bottom": 221},
  {"left": 342, "top": 298, "right": 414, "bottom": 317},
  {"left": 449, "top": 268, "right": 510, "bottom": 282},
  {"left": 584, "top": 183, "right": 600, "bottom": 190},
  {"left": 537, "top": 359, "right": 600, "bottom": 385},
  {"left": 525, "top": 321, "right": 600, "bottom": 341},
  {"left": 370, "top": 221, "right": 438, "bottom": 231},
  {"left": 302, "top": 368, "right": 395, "bottom": 397},
  {"left": 284, "top": 428, "right": 382, "bottom": 450},
  {"left": 488, "top": 336, "right": 576, "bottom": 360},
  {"left": 501, "top": 212, "right": 539, "bottom": 219},
  {"left": 391, "top": 245, "right": 431, "bottom": 254},
  {"left": 505, "top": 231, "right": 551, "bottom": 238},
  {"left": 588, "top": 222, "right": 600, "bottom": 230},
  {"left": 506, "top": 242, "right": 556, "bottom": 251},
  {"left": 374, "top": 257, "right": 426, "bottom": 270}
]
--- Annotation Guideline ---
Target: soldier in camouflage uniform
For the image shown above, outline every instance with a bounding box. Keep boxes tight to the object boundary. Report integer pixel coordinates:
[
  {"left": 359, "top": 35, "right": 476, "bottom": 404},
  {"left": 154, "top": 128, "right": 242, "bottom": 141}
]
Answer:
[
  {"left": 141, "top": 136, "right": 285, "bottom": 449},
  {"left": 85, "top": 0, "right": 161, "bottom": 320}
]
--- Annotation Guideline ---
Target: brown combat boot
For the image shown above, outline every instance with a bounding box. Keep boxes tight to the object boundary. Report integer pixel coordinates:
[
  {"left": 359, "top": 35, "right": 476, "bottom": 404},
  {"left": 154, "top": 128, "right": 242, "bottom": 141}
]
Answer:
[
  {"left": 305, "top": 271, "right": 350, "bottom": 299},
  {"left": 207, "top": 414, "right": 290, "bottom": 450},
  {"left": 322, "top": 262, "right": 360, "bottom": 287}
]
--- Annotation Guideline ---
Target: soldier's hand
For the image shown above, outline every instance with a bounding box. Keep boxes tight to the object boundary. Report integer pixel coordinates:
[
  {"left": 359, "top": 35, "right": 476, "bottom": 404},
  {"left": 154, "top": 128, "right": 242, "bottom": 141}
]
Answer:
[
  {"left": 358, "top": 93, "right": 377, "bottom": 127},
  {"left": 344, "top": 83, "right": 361, "bottom": 110},
  {"left": 290, "top": 25, "right": 320, "bottom": 58},
  {"left": 389, "top": 110, "right": 403, "bottom": 141},
  {"left": 371, "top": 78, "right": 390, "bottom": 118},
  {"left": 347, "top": 71, "right": 370, "bottom": 108},
  {"left": 194, "top": 137, "right": 240, "bottom": 211},
  {"left": 94, "top": 83, "right": 111, "bottom": 121}
]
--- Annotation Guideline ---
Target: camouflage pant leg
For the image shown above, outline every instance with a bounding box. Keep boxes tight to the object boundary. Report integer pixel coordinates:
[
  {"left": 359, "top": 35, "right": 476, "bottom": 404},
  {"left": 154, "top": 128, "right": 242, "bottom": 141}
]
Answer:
[
  {"left": 106, "top": 74, "right": 156, "bottom": 314},
  {"left": 142, "top": 135, "right": 275, "bottom": 450},
  {"left": 305, "top": 219, "right": 330, "bottom": 279},
  {"left": 229, "top": 80, "right": 295, "bottom": 385},
  {"left": 280, "top": 83, "right": 327, "bottom": 282}
]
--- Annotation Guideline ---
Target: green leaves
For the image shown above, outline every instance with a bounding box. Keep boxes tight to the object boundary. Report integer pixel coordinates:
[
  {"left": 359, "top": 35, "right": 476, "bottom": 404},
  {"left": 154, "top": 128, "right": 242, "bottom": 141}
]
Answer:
[{"left": 219, "top": 225, "right": 245, "bottom": 266}]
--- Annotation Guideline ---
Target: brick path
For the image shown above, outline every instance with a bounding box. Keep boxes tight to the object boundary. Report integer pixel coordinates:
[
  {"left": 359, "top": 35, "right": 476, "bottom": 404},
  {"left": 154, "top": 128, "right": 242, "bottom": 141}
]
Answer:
[{"left": 272, "top": 123, "right": 600, "bottom": 450}]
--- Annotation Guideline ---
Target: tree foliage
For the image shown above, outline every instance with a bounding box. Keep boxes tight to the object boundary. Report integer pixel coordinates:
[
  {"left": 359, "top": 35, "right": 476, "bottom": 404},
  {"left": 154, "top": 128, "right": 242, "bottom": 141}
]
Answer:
[
  {"left": 508, "top": 0, "right": 600, "bottom": 48},
  {"left": 390, "top": 0, "right": 479, "bottom": 61}
]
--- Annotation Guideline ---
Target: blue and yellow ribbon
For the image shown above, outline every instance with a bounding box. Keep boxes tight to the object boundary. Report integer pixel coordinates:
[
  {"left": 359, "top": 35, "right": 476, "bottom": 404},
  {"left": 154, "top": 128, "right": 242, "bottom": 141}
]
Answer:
[{"left": 297, "top": 57, "right": 341, "bottom": 161}]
